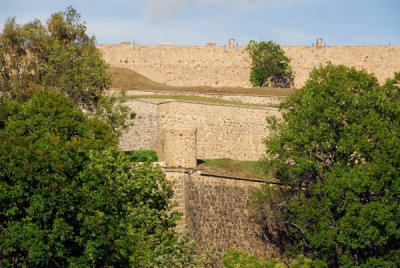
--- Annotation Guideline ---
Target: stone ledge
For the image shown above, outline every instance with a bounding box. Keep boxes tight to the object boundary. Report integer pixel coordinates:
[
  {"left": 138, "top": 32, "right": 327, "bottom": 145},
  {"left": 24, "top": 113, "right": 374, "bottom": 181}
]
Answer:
[
  {"left": 199, "top": 172, "right": 266, "bottom": 183},
  {"left": 109, "top": 88, "right": 288, "bottom": 98},
  {"left": 162, "top": 168, "right": 191, "bottom": 173},
  {"left": 124, "top": 97, "right": 280, "bottom": 110}
]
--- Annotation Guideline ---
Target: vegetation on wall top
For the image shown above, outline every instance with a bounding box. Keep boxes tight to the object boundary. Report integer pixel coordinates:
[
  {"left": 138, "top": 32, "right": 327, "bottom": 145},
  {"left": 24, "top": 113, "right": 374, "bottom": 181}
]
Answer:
[{"left": 247, "top": 40, "right": 294, "bottom": 88}]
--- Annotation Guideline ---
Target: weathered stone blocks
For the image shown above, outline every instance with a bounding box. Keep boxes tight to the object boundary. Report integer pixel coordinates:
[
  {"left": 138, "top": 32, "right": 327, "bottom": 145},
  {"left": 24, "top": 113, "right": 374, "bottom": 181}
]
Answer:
[
  {"left": 157, "top": 128, "right": 197, "bottom": 168},
  {"left": 99, "top": 43, "right": 400, "bottom": 89},
  {"left": 118, "top": 99, "right": 281, "bottom": 162},
  {"left": 165, "top": 171, "right": 279, "bottom": 263}
]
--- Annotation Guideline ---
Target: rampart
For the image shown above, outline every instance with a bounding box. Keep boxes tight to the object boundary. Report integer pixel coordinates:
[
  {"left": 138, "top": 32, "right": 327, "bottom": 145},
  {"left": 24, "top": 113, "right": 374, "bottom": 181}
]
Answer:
[
  {"left": 99, "top": 42, "right": 400, "bottom": 88},
  {"left": 119, "top": 99, "right": 281, "bottom": 163},
  {"left": 165, "top": 170, "right": 279, "bottom": 263}
]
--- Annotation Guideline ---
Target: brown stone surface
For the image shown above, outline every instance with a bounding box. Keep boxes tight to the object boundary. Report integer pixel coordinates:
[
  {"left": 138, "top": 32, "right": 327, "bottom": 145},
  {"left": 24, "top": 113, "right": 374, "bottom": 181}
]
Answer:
[
  {"left": 157, "top": 128, "right": 197, "bottom": 168},
  {"left": 165, "top": 171, "right": 279, "bottom": 264},
  {"left": 119, "top": 99, "right": 281, "bottom": 162},
  {"left": 99, "top": 43, "right": 400, "bottom": 89}
]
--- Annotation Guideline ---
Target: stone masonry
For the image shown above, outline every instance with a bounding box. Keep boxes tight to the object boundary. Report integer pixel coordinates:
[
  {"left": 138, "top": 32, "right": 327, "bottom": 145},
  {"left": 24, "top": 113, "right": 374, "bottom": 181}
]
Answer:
[
  {"left": 164, "top": 171, "right": 279, "bottom": 264},
  {"left": 119, "top": 99, "right": 281, "bottom": 161},
  {"left": 157, "top": 128, "right": 198, "bottom": 168},
  {"left": 99, "top": 42, "right": 400, "bottom": 89}
]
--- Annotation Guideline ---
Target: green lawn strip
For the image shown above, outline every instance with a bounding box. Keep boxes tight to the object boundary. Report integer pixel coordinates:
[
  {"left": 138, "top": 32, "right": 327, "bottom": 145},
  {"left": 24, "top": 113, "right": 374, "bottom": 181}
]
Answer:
[
  {"left": 119, "top": 94, "right": 276, "bottom": 108},
  {"left": 124, "top": 150, "right": 158, "bottom": 162},
  {"left": 195, "top": 158, "right": 269, "bottom": 180}
]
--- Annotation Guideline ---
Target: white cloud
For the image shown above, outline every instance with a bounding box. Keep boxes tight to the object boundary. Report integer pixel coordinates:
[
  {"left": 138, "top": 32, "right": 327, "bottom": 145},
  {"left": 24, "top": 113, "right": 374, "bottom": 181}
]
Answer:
[
  {"left": 144, "top": 0, "right": 293, "bottom": 22},
  {"left": 143, "top": 0, "right": 326, "bottom": 22}
]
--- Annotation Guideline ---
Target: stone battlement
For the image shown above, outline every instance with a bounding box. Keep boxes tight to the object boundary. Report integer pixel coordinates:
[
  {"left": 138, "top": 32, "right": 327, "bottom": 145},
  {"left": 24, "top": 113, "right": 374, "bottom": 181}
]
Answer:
[{"left": 99, "top": 42, "right": 400, "bottom": 88}]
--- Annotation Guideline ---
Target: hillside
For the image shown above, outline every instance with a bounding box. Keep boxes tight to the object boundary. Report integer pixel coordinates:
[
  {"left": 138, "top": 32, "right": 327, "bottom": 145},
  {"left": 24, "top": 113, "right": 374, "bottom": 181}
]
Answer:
[{"left": 108, "top": 67, "right": 298, "bottom": 96}]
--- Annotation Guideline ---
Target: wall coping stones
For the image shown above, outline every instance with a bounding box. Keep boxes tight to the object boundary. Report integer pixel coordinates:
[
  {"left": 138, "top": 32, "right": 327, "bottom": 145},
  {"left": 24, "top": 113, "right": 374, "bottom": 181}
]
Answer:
[
  {"left": 199, "top": 172, "right": 266, "bottom": 183},
  {"left": 163, "top": 168, "right": 191, "bottom": 173},
  {"left": 124, "top": 98, "right": 280, "bottom": 111},
  {"left": 109, "top": 88, "right": 288, "bottom": 99}
]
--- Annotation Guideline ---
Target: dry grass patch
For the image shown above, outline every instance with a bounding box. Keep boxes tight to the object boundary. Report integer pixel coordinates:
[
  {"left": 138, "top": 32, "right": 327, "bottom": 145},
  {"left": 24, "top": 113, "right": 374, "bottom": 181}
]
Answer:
[
  {"left": 108, "top": 67, "right": 298, "bottom": 96},
  {"left": 195, "top": 158, "right": 269, "bottom": 180}
]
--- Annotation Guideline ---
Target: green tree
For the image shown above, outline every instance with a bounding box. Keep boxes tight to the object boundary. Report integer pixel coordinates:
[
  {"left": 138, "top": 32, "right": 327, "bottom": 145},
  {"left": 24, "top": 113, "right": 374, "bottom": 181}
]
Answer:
[
  {"left": 253, "top": 64, "right": 400, "bottom": 266},
  {"left": 247, "top": 40, "right": 293, "bottom": 88},
  {"left": 0, "top": 7, "right": 129, "bottom": 133},
  {"left": 222, "top": 247, "right": 313, "bottom": 268},
  {"left": 0, "top": 90, "right": 179, "bottom": 267}
]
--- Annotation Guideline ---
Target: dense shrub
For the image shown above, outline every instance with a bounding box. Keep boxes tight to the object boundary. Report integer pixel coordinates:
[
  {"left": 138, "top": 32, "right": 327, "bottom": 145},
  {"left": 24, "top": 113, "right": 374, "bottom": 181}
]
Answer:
[
  {"left": 254, "top": 64, "right": 400, "bottom": 266},
  {"left": 0, "top": 90, "right": 178, "bottom": 266}
]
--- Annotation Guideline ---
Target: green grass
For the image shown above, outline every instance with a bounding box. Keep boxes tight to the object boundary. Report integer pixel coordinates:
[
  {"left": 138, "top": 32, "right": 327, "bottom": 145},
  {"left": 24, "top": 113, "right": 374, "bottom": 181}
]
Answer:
[
  {"left": 195, "top": 158, "right": 268, "bottom": 180},
  {"left": 108, "top": 67, "right": 298, "bottom": 96},
  {"left": 124, "top": 150, "right": 158, "bottom": 162},
  {"left": 120, "top": 94, "right": 275, "bottom": 107}
]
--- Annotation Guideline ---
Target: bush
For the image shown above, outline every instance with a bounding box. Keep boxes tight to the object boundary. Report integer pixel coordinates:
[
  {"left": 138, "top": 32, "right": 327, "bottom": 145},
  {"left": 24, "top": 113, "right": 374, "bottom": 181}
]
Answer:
[
  {"left": 124, "top": 150, "right": 158, "bottom": 162},
  {"left": 247, "top": 40, "right": 293, "bottom": 88},
  {"left": 222, "top": 247, "right": 313, "bottom": 268},
  {"left": 0, "top": 90, "right": 177, "bottom": 266},
  {"left": 255, "top": 64, "right": 400, "bottom": 266}
]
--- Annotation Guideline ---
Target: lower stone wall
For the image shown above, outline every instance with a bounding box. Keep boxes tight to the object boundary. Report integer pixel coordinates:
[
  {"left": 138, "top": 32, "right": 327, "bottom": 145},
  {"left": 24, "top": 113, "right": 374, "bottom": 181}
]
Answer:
[
  {"left": 165, "top": 171, "right": 279, "bottom": 264},
  {"left": 118, "top": 99, "right": 161, "bottom": 151},
  {"left": 167, "top": 171, "right": 188, "bottom": 233},
  {"left": 119, "top": 99, "right": 281, "bottom": 161},
  {"left": 157, "top": 101, "right": 281, "bottom": 161}
]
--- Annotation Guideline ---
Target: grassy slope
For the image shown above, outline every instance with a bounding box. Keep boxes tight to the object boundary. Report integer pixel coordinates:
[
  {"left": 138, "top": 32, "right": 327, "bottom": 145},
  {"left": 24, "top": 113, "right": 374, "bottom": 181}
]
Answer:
[
  {"left": 195, "top": 159, "right": 269, "bottom": 180},
  {"left": 108, "top": 67, "right": 298, "bottom": 96},
  {"left": 119, "top": 94, "right": 275, "bottom": 107}
]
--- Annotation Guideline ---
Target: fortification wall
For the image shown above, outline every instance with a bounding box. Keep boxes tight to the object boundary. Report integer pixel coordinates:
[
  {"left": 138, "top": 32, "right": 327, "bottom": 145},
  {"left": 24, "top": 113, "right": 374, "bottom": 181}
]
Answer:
[
  {"left": 118, "top": 100, "right": 161, "bottom": 151},
  {"left": 157, "top": 128, "right": 198, "bottom": 168},
  {"left": 164, "top": 171, "right": 279, "bottom": 263},
  {"left": 108, "top": 89, "right": 284, "bottom": 106},
  {"left": 120, "top": 99, "right": 280, "bottom": 161},
  {"left": 120, "top": 99, "right": 281, "bottom": 161},
  {"left": 157, "top": 101, "right": 280, "bottom": 161},
  {"left": 99, "top": 43, "right": 400, "bottom": 88}
]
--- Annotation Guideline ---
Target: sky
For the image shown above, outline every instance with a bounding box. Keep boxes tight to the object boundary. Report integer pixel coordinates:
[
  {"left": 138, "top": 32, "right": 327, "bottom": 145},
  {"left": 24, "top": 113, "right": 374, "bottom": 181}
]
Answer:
[{"left": 1, "top": 0, "right": 399, "bottom": 46}]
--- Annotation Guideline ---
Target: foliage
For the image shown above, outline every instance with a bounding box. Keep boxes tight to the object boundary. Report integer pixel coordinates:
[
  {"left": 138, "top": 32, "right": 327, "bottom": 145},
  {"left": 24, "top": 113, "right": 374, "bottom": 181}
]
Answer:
[
  {"left": 124, "top": 150, "right": 158, "bottom": 162},
  {"left": 222, "top": 247, "right": 313, "bottom": 268},
  {"left": 0, "top": 90, "right": 180, "bottom": 267},
  {"left": 255, "top": 63, "right": 400, "bottom": 266},
  {"left": 153, "top": 233, "right": 216, "bottom": 267},
  {"left": 247, "top": 40, "right": 293, "bottom": 88},
  {"left": 0, "top": 7, "right": 130, "bottom": 134}
]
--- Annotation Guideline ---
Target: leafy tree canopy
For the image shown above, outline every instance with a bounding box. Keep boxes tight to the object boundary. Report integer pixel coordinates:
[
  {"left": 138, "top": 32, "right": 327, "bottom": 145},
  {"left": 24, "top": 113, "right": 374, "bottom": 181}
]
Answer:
[
  {"left": 253, "top": 64, "right": 400, "bottom": 266},
  {"left": 0, "top": 7, "right": 129, "bottom": 135},
  {"left": 0, "top": 7, "right": 214, "bottom": 267},
  {"left": 222, "top": 247, "right": 313, "bottom": 268},
  {"left": 247, "top": 40, "right": 293, "bottom": 88},
  {"left": 0, "top": 89, "right": 181, "bottom": 266}
]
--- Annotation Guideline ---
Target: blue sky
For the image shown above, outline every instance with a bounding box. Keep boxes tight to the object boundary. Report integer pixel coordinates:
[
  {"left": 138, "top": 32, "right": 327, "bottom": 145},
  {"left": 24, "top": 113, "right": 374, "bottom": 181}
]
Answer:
[{"left": 1, "top": 0, "right": 399, "bottom": 46}]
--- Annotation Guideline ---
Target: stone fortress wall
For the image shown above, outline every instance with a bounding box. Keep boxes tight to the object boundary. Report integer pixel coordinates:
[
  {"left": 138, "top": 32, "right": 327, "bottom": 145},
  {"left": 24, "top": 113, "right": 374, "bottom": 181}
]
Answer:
[
  {"left": 165, "top": 170, "right": 279, "bottom": 262},
  {"left": 99, "top": 40, "right": 400, "bottom": 89},
  {"left": 119, "top": 99, "right": 281, "bottom": 164},
  {"left": 110, "top": 40, "right": 400, "bottom": 263}
]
